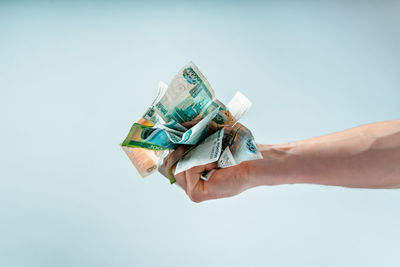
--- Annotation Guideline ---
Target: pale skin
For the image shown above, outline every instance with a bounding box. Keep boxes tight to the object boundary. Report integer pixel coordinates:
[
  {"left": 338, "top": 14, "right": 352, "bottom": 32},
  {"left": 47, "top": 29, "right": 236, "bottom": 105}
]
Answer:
[{"left": 163, "top": 120, "right": 400, "bottom": 202}]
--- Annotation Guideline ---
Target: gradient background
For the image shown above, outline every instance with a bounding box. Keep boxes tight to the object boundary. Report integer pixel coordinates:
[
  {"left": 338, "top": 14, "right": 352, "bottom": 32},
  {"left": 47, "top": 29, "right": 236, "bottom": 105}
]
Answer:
[{"left": 1, "top": 1, "right": 400, "bottom": 267}]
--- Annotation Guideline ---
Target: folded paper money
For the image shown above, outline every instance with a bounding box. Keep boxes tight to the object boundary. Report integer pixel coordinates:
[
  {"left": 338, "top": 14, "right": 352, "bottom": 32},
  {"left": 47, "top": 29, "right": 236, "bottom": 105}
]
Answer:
[{"left": 121, "top": 62, "right": 262, "bottom": 183}]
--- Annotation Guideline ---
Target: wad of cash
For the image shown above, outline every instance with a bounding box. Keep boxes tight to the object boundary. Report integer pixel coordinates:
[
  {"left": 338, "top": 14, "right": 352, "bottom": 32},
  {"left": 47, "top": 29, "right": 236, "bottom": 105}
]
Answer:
[{"left": 121, "top": 62, "right": 262, "bottom": 183}]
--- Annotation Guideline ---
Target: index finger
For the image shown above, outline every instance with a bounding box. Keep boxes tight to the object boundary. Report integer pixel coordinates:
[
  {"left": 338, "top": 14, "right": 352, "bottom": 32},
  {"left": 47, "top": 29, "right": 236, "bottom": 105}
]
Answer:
[{"left": 162, "top": 145, "right": 192, "bottom": 184}]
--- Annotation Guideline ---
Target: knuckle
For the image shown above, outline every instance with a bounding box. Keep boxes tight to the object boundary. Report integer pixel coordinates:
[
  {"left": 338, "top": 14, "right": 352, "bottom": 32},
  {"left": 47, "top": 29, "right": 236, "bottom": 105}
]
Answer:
[{"left": 187, "top": 190, "right": 204, "bottom": 203}]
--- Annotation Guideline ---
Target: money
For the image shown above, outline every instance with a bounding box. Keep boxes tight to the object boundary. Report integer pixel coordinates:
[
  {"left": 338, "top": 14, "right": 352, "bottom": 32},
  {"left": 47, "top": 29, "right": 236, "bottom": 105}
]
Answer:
[
  {"left": 226, "top": 91, "right": 252, "bottom": 122},
  {"left": 121, "top": 123, "right": 177, "bottom": 150},
  {"left": 174, "top": 122, "right": 262, "bottom": 174},
  {"left": 142, "top": 81, "right": 168, "bottom": 124},
  {"left": 154, "top": 62, "right": 223, "bottom": 124},
  {"left": 121, "top": 62, "right": 263, "bottom": 180},
  {"left": 218, "top": 147, "right": 236, "bottom": 168},
  {"left": 122, "top": 146, "right": 165, "bottom": 177},
  {"left": 123, "top": 108, "right": 220, "bottom": 151},
  {"left": 173, "top": 108, "right": 219, "bottom": 145},
  {"left": 162, "top": 120, "right": 187, "bottom": 132},
  {"left": 218, "top": 123, "right": 262, "bottom": 168},
  {"left": 175, "top": 129, "right": 224, "bottom": 175}
]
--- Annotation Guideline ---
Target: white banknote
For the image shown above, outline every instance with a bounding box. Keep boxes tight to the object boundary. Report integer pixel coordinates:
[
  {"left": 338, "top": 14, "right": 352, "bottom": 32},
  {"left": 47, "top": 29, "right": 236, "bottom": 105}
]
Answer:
[
  {"left": 226, "top": 91, "right": 252, "bottom": 122},
  {"left": 175, "top": 129, "right": 224, "bottom": 175},
  {"left": 121, "top": 62, "right": 263, "bottom": 181}
]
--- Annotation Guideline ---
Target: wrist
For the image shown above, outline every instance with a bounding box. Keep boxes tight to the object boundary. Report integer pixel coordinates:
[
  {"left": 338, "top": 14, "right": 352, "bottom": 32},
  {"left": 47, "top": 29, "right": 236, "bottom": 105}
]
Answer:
[{"left": 246, "top": 143, "right": 306, "bottom": 187}]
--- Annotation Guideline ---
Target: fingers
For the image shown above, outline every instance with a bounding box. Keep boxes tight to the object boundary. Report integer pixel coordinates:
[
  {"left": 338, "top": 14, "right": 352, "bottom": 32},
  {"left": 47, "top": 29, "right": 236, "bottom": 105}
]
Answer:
[
  {"left": 162, "top": 145, "right": 191, "bottom": 186},
  {"left": 185, "top": 162, "right": 218, "bottom": 192},
  {"left": 164, "top": 146, "right": 190, "bottom": 169},
  {"left": 163, "top": 146, "right": 189, "bottom": 173},
  {"left": 188, "top": 161, "right": 218, "bottom": 175},
  {"left": 162, "top": 144, "right": 234, "bottom": 203},
  {"left": 203, "top": 163, "right": 252, "bottom": 201},
  {"left": 170, "top": 163, "right": 187, "bottom": 190}
]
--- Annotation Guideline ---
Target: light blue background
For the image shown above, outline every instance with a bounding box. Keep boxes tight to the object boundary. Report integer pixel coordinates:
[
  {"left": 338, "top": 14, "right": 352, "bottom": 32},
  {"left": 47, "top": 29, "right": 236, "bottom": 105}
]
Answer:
[{"left": 1, "top": 1, "right": 400, "bottom": 267}]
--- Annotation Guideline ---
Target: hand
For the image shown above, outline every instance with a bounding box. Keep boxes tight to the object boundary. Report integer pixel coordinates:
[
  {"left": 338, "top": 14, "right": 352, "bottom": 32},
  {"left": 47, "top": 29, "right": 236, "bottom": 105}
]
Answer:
[{"left": 162, "top": 145, "right": 253, "bottom": 202}]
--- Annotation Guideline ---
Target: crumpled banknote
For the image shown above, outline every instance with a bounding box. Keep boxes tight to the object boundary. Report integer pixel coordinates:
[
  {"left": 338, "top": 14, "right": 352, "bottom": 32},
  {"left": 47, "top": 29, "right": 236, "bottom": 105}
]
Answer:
[{"left": 121, "top": 62, "right": 262, "bottom": 183}]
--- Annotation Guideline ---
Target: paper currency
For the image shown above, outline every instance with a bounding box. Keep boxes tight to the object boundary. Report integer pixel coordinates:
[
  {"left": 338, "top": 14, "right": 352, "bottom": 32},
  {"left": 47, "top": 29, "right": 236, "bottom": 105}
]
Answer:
[
  {"left": 175, "top": 129, "right": 224, "bottom": 175},
  {"left": 154, "top": 62, "right": 222, "bottom": 124},
  {"left": 121, "top": 62, "right": 263, "bottom": 180},
  {"left": 121, "top": 123, "right": 177, "bottom": 150},
  {"left": 122, "top": 108, "right": 220, "bottom": 151},
  {"left": 122, "top": 146, "right": 165, "bottom": 177},
  {"left": 167, "top": 108, "right": 219, "bottom": 145},
  {"left": 218, "top": 123, "right": 262, "bottom": 168},
  {"left": 198, "top": 123, "right": 262, "bottom": 181},
  {"left": 218, "top": 147, "right": 236, "bottom": 168},
  {"left": 142, "top": 81, "right": 168, "bottom": 124},
  {"left": 226, "top": 91, "right": 252, "bottom": 122},
  {"left": 175, "top": 123, "right": 262, "bottom": 175}
]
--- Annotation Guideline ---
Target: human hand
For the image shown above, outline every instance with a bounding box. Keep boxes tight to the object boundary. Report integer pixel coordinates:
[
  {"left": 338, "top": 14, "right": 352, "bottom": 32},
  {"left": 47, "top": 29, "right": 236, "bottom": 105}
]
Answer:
[
  {"left": 161, "top": 120, "right": 400, "bottom": 197},
  {"left": 162, "top": 145, "right": 253, "bottom": 202}
]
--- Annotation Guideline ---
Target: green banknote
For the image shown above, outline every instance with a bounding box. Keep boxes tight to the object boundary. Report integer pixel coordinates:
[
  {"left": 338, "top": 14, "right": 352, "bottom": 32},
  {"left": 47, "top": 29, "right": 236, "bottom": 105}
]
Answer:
[
  {"left": 142, "top": 81, "right": 168, "bottom": 124},
  {"left": 122, "top": 108, "right": 220, "bottom": 151},
  {"left": 154, "top": 62, "right": 224, "bottom": 124},
  {"left": 122, "top": 123, "right": 177, "bottom": 150},
  {"left": 121, "top": 62, "right": 262, "bottom": 180}
]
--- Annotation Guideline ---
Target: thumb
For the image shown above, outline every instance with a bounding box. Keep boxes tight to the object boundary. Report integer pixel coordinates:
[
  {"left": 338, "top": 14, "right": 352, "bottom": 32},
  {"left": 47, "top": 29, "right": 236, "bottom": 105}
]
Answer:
[{"left": 184, "top": 162, "right": 218, "bottom": 192}]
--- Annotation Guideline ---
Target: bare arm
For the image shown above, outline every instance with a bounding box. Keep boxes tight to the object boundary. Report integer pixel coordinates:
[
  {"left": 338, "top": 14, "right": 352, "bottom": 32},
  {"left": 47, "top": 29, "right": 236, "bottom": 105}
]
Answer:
[
  {"left": 164, "top": 120, "right": 400, "bottom": 202},
  {"left": 249, "top": 120, "right": 400, "bottom": 189}
]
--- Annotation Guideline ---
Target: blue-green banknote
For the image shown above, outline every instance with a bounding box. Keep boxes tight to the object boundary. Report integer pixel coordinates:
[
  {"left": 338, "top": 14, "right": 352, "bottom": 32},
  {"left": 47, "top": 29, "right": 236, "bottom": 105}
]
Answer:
[{"left": 121, "top": 62, "right": 262, "bottom": 179}]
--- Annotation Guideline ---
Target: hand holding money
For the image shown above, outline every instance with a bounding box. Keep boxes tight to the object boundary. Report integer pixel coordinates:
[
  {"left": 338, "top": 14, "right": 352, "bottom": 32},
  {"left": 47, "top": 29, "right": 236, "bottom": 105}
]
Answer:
[
  {"left": 162, "top": 145, "right": 254, "bottom": 202},
  {"left": 121, "top": 62, "right": 262, "bottom": 183}
]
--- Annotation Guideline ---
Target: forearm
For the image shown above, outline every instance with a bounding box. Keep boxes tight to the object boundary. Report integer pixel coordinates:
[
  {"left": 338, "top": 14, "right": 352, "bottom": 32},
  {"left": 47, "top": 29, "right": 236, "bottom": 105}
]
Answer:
[{"left": 248, "top": 120, "right": 400, "bottom": 188}]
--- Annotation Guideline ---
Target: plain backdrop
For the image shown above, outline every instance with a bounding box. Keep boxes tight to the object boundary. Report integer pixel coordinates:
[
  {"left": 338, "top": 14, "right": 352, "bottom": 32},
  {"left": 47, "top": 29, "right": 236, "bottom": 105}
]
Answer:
[{"left": 1, "top": 1, "right": 400, "bottom": 267}]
